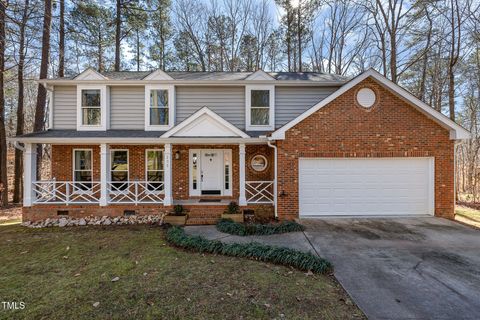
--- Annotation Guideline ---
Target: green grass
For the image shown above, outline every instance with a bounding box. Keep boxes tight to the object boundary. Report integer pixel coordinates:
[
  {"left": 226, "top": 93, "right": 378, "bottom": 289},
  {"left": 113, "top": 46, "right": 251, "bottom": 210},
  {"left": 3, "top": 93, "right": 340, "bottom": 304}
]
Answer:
[
  {"left": 456, "top": 206, "right": 480, "bottom": 223},
  {"left": 216, "top": 219, "right": 305, "bottom": 236},
  {"left": 0, "top": 224, "right": 364, "bottom": 320}
]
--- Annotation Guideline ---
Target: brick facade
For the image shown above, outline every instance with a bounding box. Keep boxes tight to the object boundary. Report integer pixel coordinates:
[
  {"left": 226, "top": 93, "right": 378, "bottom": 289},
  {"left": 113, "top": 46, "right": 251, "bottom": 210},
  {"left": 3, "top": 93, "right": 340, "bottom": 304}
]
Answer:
[
  {"left": 275, "top": 77, "right": 455, "bottom": 220},
  {"left": 26, "top": 143, "right": 274, "bottom": 222}
]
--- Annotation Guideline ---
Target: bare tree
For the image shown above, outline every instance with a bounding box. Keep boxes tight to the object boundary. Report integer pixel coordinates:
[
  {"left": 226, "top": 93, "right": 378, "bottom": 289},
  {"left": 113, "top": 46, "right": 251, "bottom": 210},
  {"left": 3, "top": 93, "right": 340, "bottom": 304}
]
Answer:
[
  {"left": 58, "top": 0, "right": 65, "bottom": 77},
  {"left": 0, "top": 0, "right": 8, "bottom": 206}
]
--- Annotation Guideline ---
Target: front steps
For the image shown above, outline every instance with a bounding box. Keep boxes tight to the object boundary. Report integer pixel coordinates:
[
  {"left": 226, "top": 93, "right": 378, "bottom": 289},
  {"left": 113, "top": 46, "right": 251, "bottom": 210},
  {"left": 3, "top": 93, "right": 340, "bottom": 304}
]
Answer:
[{"left": 183, "top": 205, "right": 226, "bottom": 225}]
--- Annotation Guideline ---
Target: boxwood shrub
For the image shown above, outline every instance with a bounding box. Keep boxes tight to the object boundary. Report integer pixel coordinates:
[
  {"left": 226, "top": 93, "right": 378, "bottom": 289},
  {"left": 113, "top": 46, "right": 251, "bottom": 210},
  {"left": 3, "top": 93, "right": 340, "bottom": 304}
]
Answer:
[
  {"left": 216, "top": 218, "right": 305, "bottom": 236},
  {"left": 166, "top": 226, "right": 331, "bottom": 274}
]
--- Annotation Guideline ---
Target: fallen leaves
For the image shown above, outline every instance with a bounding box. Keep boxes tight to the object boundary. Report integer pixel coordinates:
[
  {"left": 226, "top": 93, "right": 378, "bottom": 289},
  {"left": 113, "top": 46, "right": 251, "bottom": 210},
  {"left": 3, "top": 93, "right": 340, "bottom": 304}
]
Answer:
[{"left": 111, "top": 276, "right": 120, "bottom": 282}]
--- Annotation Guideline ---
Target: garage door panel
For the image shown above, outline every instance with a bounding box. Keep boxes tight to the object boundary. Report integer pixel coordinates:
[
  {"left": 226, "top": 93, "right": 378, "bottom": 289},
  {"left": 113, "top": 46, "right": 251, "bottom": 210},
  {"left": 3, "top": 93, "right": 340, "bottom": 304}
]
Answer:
[{"left": 299, "top": 158, "right": 433, "bottom": 217}]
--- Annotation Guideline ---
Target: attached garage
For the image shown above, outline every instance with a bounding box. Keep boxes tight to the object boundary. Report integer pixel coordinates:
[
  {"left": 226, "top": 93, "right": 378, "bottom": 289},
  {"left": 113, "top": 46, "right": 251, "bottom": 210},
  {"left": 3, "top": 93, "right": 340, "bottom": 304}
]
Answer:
[{"left": 298, "top": 158, "right": 434, "bottom": 217}]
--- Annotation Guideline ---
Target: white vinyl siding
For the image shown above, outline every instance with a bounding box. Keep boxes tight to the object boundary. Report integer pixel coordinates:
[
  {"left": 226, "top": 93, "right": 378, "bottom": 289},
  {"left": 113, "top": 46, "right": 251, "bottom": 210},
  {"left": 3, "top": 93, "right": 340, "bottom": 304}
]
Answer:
[
  {"left": 53, "top": 86, "right": 77, "bottom": 129},
  {"left": 110, "top": 86, "right": 145, "bottom": 130},
  {"left": 176, "top": 86, "right": 245, "bottom": 129}
]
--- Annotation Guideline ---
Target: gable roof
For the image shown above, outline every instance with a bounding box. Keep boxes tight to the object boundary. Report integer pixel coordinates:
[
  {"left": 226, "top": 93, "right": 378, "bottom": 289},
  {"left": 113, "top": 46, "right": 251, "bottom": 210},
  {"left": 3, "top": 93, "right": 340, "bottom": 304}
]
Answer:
[
  {"left": 245, "top": 70, "right": 276, "bottom": 80},
  {"left": 142, "top": 69, "right": 174, "bottom": 80},
  {"left": 270, "top": 68, "right": 470, "bottom": 140},
  {"left": 161, "top": 107, "right": 249, "bottom": 138},
  {"left": 73, "top": 68, "right": 108, "bottom": 80}
]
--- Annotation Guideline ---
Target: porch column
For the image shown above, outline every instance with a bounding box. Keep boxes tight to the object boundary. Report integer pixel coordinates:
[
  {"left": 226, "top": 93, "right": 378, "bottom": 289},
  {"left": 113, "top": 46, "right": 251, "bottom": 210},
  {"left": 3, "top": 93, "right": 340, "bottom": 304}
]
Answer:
[
  {"left": 164, "top": 143, "right": 173, "bottom": 206},
  {"left": 239, "top": 143, "right": 247, "bottom": 206},
  {"left": 23, "top": 143, "right": 37, "bottom": 207},
  {"left": 100, "top": 143, "right": 110, "bottom": 206}
]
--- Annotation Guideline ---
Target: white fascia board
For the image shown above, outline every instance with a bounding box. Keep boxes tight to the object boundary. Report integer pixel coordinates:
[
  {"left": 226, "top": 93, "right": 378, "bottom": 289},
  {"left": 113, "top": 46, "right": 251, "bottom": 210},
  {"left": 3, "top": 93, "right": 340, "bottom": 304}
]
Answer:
[
  {"left": 142, "top": 69, "right": 174, "bottom": 80},
  {"left": 271, "top": 69, "right": 470, "bottom": 140},
  {"left": 245, "top": 70, "right": 276, "bottom": 81},
  {"left": 73, "top": 68, "right": 108, "bottom": 80},
  {"left": 8, "top": 137, "right": 266, "bottom": 145},
  {"left": 162, "top": 106, "right": 249, "bottom": 138}
]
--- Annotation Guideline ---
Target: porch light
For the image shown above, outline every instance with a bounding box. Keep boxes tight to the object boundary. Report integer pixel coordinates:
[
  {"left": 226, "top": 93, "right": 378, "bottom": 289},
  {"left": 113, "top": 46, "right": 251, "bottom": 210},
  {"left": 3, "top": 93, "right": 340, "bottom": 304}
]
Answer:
[{"left": 175, "top": 151, "right": 180, "bottom": 160}]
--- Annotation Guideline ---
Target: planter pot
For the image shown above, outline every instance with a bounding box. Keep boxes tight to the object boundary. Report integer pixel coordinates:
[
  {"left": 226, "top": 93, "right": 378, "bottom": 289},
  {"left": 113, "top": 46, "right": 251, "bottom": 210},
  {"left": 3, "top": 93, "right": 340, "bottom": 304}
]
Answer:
[
  {"left": 164, "top": 215, "right": 187, "bottom": 226},
  {"left": 221, "top": 213, "right": 244, "bottom": 223}
]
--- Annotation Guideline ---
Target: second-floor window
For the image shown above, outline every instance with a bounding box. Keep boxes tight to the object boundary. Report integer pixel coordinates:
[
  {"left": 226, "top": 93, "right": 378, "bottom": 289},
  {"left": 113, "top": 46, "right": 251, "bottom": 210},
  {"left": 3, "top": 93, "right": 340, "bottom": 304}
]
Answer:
[
  {"left": 81, "top": 90, "right": 101, "bottom": 126},
  {"left": 145, "top": 85, "right": 174, "bottom": 130},
  {"left": 246, "top": 85, "right": 274, "bottom": 131},
  {"left": 77, "top": 85, "right": 107, "bottom": 131},
  {"left": 150, "top": 90, "right": 169, "bottom": 126}
]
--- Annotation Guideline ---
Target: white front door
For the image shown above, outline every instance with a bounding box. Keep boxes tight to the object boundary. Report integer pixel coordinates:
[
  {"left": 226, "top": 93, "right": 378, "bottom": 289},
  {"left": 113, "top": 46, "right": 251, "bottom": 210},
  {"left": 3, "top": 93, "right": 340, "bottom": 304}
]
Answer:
[{"left": 200, "top": 150, "right": 223, "bottom": 194}]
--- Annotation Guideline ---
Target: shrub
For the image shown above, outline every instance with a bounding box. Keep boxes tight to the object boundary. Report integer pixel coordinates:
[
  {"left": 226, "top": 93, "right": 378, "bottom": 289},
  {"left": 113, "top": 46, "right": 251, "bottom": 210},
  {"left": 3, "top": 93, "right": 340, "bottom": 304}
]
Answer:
[
  {"left": 172, "top": 205, "right": 185, "bottom": 216},
  {"left": 216, "top": 219, "right": 305, "bottom": 236},
  {"left": 224, "top": 201, "right": 240, "bottom": 214},
  {"left": 166, "top": 226, "right": 331, "bottom": 274}
]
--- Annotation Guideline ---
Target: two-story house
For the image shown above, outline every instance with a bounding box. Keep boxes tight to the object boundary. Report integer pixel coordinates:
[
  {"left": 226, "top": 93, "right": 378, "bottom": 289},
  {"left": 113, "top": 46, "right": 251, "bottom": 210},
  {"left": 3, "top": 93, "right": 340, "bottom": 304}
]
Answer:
[{"left": 12, "top": 68, "right": 469, "bottom": 224}]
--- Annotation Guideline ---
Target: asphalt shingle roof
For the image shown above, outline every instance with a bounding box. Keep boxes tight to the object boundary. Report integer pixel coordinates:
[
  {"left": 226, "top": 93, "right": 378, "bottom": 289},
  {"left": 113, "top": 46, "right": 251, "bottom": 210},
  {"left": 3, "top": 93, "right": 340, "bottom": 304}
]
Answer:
[{"left": 52, "top": 70, "right": 350, "bottom": 83}]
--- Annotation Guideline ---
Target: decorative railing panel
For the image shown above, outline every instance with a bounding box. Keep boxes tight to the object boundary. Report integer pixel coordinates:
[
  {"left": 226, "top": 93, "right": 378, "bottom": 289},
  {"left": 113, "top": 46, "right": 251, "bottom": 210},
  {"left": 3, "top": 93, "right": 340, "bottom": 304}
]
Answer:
[
  {"left": 107, "top": 181, "right": 164, "bottom": 204},
  {"left": 245, "top": 181, "right": 274, "bottom": 204},
  {"left": 33, "top": 181, "right": 101, "bottom": 204}
]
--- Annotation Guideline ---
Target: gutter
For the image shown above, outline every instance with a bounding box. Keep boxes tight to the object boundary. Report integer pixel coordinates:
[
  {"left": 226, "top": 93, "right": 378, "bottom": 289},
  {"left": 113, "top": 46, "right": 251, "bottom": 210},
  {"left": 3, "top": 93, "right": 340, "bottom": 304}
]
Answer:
[{"left": 264, "top": 136, "right": 278, "bottom": 219}]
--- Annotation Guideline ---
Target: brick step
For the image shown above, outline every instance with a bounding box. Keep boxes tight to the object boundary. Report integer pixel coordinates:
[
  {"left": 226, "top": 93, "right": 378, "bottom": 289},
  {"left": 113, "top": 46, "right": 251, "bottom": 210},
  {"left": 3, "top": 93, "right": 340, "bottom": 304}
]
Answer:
[
  {"left": 186, "top": 217, "right": 220, "bottom": 225},
  {"left": 186, "top": 212, "right": 223, "bottom": 218}
]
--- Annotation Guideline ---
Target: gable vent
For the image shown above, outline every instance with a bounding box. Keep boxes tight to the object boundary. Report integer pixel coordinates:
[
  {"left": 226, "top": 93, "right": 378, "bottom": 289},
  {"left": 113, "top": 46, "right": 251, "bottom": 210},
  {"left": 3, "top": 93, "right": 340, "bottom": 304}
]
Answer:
[{"left": 357, "top": 88, "right": 376, "bottom": 108}]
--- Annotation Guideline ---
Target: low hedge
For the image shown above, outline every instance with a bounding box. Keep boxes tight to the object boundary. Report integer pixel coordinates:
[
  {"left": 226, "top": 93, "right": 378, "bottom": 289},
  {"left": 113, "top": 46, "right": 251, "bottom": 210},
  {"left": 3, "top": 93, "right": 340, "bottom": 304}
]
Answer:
[
  {"left": 216, "top": 218, "right": 305, "bottom": 236},
  {"left": 166, "top": 226, "right": 331, "bottom": 274}
]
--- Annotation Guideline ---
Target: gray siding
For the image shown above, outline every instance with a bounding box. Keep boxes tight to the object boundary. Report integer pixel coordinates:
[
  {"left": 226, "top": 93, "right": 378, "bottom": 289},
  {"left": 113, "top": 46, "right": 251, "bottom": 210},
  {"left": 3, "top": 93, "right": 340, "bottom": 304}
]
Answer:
[
  {"left": 176, "top": 86, "right": 245, "bottom": 129},
  {"left": 110, "top": 86, "right": 145, "bottom": 129},
  {"left": 275, "top": 86, "right": 339, "bottom": 128},
  {"left": 53, "top": 86, "right": 76, "bottom": 129}
]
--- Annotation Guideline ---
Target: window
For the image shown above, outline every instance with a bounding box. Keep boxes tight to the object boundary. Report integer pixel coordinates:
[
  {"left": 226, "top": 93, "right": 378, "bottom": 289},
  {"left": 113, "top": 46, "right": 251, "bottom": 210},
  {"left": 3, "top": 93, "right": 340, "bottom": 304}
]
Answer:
[
  {"left": 73, "top": 149, "right": 93, "bottom": 190},
  {"left": 251, "top": 155, "right": 268, "bottom": 172},
  {"left": 145, "top": 85, "right": 174, "bottom": 130},
  {"left": 246, "top": 85, "right": 274, "bottom": 130},
  {"left": 192, "top": 152, "right": 198, "bottom": 190},
  {"left": 111, "top": 150, "right": 129, "bottom": 191},
  {"left": 81, "top": 90, "right": 101, "bottom": 125},
  {"left": 77, "top": 85, "right": 107, "bottom": 131},
  {"left": 146, "top": 150, "right": 164, "bottom": 192},
  {"left": 150, "top": 90, "right": 169, "bottom": 125},
  {"left": 224, "top": 151, "right": 231, "bottom": 192}
]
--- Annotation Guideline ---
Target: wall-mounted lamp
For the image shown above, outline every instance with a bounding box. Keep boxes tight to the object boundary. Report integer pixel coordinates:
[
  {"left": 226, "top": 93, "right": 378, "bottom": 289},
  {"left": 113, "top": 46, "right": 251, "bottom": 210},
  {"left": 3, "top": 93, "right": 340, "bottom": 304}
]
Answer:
[{"left": 175, "top": 151, "right": 180, "bottom": 160}]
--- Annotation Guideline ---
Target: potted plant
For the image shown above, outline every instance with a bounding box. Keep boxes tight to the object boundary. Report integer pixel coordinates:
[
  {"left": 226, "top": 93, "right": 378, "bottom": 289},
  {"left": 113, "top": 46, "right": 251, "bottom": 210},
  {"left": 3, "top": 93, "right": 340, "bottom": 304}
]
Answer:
[
  {"left": 221, "top": 201, "right": 244, "bottom": 223},
  {"left": 164, "top": 205, "right": 188, "bottom": 225}
]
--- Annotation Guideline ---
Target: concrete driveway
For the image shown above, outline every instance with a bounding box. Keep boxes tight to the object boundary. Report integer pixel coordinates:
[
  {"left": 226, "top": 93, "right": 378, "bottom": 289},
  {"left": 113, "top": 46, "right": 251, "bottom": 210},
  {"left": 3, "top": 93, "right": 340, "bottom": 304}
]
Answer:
[
  {"left": 186, "top": 217, "right": 480, "bottom": 319},
  {"left": 301, "top": 217, "right": 480, "bottom": 320}
]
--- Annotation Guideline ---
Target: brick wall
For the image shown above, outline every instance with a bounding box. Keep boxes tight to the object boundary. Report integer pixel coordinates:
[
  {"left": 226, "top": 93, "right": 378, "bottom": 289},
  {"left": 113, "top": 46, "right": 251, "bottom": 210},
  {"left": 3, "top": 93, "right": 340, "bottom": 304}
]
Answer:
[{"left": 276, "top": 77, "right": 455, "bottom": 220}]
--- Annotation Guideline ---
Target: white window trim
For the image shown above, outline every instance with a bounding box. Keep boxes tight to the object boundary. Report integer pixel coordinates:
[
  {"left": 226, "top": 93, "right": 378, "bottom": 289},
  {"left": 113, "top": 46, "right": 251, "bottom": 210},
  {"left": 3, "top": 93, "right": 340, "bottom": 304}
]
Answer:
[
  {"left": 72, "top": 148, "right": 93, "bottom": 194},
  {"left": 110, "top": 149, "right": 129, "bottom": 193},
  {"left": 145, "top": 149, "right": 165, "bottom": 194},
  {"left": 145, "top": 84, "right": 175, "bottom": 131},
  {"left": 245, "top": 84, "right": 275, "bottom": 131},
  {"left": 76, "top": 85, "right": 108, "bottom": 131}
]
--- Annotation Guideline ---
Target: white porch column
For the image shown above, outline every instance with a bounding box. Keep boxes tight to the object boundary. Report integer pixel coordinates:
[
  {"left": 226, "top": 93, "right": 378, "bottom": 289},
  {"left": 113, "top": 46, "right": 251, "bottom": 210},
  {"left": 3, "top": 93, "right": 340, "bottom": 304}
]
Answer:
[
  {"left": 23, "top": 143, "right": 37, "bottom": 207},
  {"left": 239, "top": 143, "right": 247, "bottom": 206},
  {"left": 100, "top": 143, "right": 110, "bottom": 206},
  {"left": 164, "top": 143, "right": 173, "bottom": 206}
]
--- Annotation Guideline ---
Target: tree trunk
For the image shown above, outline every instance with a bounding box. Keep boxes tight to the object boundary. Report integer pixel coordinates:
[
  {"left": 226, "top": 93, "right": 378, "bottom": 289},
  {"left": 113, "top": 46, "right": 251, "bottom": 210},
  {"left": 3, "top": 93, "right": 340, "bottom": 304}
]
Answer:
[
  {"left": 58, "top": 0, "right": 65, "bottom": 77},
  {"left": 0, "top": 0, "right": 8, "bottom": 206},
  {"left": 34, "top": 0, "right": 53, "bottom": 179},
  {"left": 14, "top": 0, "right": 30, "bottom": 203},
  {"left": 115, "top": 0, "right": 121, "bottom": 71},
  {"left": 297, "top": 6, "right": 302, "bottom": 72}
]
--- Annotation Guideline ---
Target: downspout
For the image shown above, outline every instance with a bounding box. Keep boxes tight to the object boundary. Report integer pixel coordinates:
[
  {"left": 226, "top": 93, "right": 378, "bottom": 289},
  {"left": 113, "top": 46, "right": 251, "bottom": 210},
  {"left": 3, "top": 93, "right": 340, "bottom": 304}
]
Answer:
[
  {"left": 266, "top": 137, "right": 278, "bottom": 219},
  {"left": 13, "top": 141, "right": 25, "bottom": 152}
]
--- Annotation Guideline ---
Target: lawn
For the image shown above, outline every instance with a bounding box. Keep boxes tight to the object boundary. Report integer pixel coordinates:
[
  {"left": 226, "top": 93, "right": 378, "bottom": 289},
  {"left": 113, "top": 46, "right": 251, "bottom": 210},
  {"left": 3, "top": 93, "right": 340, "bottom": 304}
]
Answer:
[{"left": 0, "top": 224, "right": 364, "bottom": 320}]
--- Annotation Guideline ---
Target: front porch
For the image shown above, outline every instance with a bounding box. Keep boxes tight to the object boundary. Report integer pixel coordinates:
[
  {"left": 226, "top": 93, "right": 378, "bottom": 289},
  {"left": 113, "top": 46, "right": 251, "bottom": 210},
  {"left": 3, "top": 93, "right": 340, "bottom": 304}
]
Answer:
[{"left": 23, "top": 143, "right": 275, "bottom": 224}]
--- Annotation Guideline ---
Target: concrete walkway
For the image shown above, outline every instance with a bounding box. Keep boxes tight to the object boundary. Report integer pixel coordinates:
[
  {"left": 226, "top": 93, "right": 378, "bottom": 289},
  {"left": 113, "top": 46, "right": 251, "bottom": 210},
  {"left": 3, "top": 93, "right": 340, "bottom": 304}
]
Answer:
[{"left": 185, "top": 217, "right": 480, "bottom": 320}]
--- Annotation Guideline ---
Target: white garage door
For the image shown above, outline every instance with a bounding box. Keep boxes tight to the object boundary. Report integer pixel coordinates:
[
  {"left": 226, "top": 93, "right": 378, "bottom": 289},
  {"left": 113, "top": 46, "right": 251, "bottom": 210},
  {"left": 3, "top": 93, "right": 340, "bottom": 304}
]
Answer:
[{"left": 298, "top": 158, "right": 434, "bottom": 217}]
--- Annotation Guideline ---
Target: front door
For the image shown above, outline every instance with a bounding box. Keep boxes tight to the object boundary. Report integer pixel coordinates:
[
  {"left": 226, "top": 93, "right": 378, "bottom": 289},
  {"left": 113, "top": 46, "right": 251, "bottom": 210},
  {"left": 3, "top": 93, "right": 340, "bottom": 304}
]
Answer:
[{"left": 200, "top": 150, "right": 223, "bottom": 194}]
